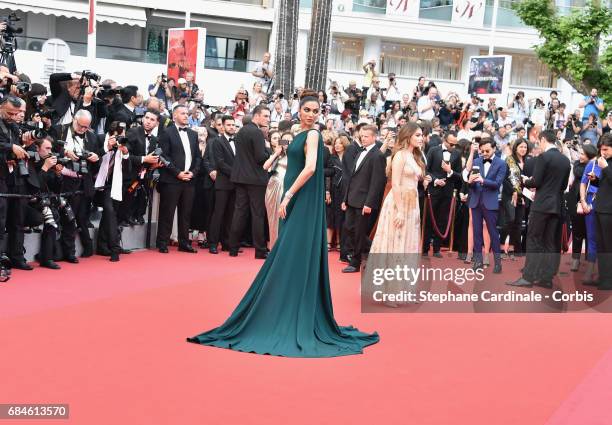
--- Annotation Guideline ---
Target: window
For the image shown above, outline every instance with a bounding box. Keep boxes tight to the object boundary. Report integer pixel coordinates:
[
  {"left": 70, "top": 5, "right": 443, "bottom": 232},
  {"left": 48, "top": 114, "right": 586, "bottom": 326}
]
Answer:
[
  {"left": 205, "top": 35, "right": 249, "bottom": 72},
  {"left": 481, "top": 50, "right": 557, "bottom": 88},
  {"left": 329, "top": 37, "right": 364, "bottom": 72},
  {"left": 419, "top": 0, "right": 452, "bottom": 21},
  {"left": 380, "top": 42, "right": 462, "bottom": 81}
]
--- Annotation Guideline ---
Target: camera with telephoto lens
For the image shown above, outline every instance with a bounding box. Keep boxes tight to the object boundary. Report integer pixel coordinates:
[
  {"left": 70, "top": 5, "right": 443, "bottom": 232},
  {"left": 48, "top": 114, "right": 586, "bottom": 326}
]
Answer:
[
  {"left": 14, "top": 81, "right": 30, "bottom": 95},
  {"left": 19, "top": 123, "right": 47, "bottom": 140},
  {"left": 153, "top": 147, "right": 170, "bottom": 167},
  {"left": 0, "top": 12, "right": 23, "bottom": 56}
]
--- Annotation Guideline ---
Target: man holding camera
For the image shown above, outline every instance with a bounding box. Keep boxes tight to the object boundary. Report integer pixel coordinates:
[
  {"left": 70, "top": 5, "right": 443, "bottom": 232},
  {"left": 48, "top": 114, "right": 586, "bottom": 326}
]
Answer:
[
  {"left": 108, "top": 86, "right": 139, "bottom": 130},
  {"left": 125, "top": 109, "right": 160, "bottom": 226},
  {"left": 48, "top": 72, "right": 105, "bottom": 129},
  {"left": 417, "top": 86, "right": 439, "bottom": 121},
  {"left": 578, "top": 88, "right": 605, "bottom": 124},
  {"left": 381, "top": 73, "right": 401, "bottom": 112},
  {"left": 252, "top": 52, "right": 274, "bottom": 94},
  {"left": 57, "top": 109, "right": 100, "bottom": 262},
  {"left": 148, "top": 75, "right": 173, "bottom": 108},
  {"left": 0, "top": 95, "right": 35, "bottom": 270}
]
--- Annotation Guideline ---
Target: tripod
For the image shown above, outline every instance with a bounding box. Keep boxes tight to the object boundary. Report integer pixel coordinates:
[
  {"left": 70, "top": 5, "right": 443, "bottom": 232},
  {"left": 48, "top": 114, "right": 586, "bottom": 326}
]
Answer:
[{"left": 0, "top": 36, "right": 18, "bottom": 74}]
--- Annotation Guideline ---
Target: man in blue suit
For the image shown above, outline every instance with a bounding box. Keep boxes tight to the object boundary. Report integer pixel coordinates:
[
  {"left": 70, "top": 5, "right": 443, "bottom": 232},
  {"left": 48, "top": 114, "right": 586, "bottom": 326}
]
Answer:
[{"left": 467, "top": 138, "right": 507, "bottom": 273}]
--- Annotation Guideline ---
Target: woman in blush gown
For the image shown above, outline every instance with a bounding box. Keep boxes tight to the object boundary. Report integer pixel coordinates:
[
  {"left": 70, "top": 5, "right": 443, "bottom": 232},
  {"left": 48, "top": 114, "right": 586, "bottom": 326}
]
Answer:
[
  {"left": 263, "top": 132, "right": 293, "bottom": 248},
  {"left": 369, "top": 122, "right": 430, "bottom": 307},
  {"left": 187, "top": 90, "right": 379, "bottom": 357}
]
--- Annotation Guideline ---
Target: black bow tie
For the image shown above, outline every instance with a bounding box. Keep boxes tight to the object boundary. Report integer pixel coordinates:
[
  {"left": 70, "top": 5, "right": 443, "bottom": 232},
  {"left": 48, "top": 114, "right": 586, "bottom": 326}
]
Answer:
[
  {"left": 228, "top": 137, "right": 234, "bottom": 143},
  {"left": 178, "top": 127, "right": 188, "bottom": 132},
  {"left": 359, "top": 146, "right": 367, "bottom": 152},
  {"left": 483, "top": 158, "right": 492, "bottom": 164}
]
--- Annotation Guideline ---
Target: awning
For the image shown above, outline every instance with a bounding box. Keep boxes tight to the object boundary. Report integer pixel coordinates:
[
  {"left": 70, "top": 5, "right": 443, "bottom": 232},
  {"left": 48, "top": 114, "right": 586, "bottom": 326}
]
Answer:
[{"left": 0, "top": 0, "right": 147, "bottom": 27}]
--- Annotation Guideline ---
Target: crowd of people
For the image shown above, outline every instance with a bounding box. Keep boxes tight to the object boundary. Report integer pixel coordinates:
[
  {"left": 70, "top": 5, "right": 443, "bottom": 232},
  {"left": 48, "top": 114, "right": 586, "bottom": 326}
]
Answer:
[{"left": 0, "top": 49, "right": 611, "bottom": 292}]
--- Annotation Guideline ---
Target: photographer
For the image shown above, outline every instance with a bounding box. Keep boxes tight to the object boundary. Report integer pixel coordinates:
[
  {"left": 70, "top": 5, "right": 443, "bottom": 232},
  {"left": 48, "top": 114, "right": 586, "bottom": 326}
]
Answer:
[
  {"left": 251, "top": 52, "right": 274, "bottom": 94},
  {"left": 417, "top": 86, "right": 439, "bottom": 121},
  {"left": 0, "top": 95, "right": 35, "bottom": 270},
  {"left": 327, "top": 82, "right": 347, "bottom": 117},
  {"left": 564, "top": 109, "right": 583, "bottom": 141},
  {"left": 94, "top": 121, "right": 131, "bottom": 261},
  {"left": 578, "top": 88, "right": 605, "bottom": 124},
  {"left": 381, "top": 73, "right": 401, "bottom": 112},
  {"left": 508, "top": 91, "right": 528, "bottom": 124},
  {"left": 0, "top": 64, "right": 19, "bottom": 99},
  {"left": 362, "top": 59, "right": 378, "bottom": 100},
  {"left": 344, "top": 81, "right": 362, "bottom": 118},
  {"left": 107, "top": 85, "right": 139, "bottom": 130},
  {"left": 438, "top": 95, "right": 461, "bottom": 130},
  {"left": 56, "top": 109, "right": 100, "bottom": 261},
  {"left": 125, "top": 109, "right": 160, "bottom": 226},
  {"left": 28, "top": 136, "right": 63, "bottom": 269},
  {"left": 148, "top": 74, "right": 173, "bottom": 108},
  {"left": 486, "top": 98, "right": 500, "bottom": 122},
  {"left": 580, "top": 112, "right": 602, "bottom": 143},
  {"left": 47, "top": 71, "right": 105, "bottom": 128}
]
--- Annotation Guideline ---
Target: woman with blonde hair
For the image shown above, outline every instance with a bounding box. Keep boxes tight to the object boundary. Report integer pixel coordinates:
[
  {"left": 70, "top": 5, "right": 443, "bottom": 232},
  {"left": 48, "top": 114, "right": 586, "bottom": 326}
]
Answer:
[{"left": 370, "top": 122, "right": 431, "bottom": 306}]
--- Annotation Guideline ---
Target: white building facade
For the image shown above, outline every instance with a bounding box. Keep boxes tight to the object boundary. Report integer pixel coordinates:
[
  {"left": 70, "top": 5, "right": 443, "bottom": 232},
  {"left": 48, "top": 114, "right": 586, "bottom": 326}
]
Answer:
[{"left": 5, "top": 0, "right": 606, "bottom": 107}]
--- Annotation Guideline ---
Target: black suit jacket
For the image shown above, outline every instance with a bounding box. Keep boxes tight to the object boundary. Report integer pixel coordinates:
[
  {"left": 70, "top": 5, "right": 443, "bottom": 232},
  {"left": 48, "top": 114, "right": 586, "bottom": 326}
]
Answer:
[
  {"left": 230, "top": 122, "right": 270, "bottom": 186},
  {"left": 593, "top": 158, "right": 612, "bottom": 214},
  {"left": 48, "top": 73, "right": 106, "bottom": 128},
  {"left": 158, "top": 124, "right": 201, "bottom": 185},
  {"left": 213, "top": 135, "right": 236, "bottom": 191},
  {"left": 426, "top": 144, "right": 462, "bottom": 197},
  {"left": 201, "top": 137, "right": 217, "bottom": 189},
  {"left": 524, "top": 148, "right": 571, "bottom": 215},
  {"left": 111, "top": 104, "right": 136, "bottom": 128},
  {"left": 126, "top": 126, "right": 158, "bottom": 181},
  {"left": 344, "top": 145, "right": 387, "bottom": 209},
  {"left": 56, "top": 124, "right": 101, "bottom": 196}
]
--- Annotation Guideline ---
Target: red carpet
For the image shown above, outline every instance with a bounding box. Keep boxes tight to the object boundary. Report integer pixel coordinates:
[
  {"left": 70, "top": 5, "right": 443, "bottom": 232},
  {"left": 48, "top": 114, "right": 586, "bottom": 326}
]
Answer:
[{"left": 1, "top": 249, "right": 612, "bottom": 424}]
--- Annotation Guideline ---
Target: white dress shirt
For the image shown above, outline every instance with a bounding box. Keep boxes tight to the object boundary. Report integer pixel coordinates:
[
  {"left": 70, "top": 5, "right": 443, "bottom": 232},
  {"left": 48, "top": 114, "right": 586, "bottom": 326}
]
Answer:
[
  {"left": 354, "top": 143, "right": 375, "bottom": 170},
  {"left": 178, "top": 127, "right": 192, "bottom": 172}
]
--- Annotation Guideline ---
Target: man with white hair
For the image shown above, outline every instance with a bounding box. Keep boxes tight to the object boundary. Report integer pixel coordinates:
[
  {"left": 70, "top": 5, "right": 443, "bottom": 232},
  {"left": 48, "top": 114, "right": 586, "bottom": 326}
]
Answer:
[{"left": 56, "top": 108, "right": 100, "bottom": 262}]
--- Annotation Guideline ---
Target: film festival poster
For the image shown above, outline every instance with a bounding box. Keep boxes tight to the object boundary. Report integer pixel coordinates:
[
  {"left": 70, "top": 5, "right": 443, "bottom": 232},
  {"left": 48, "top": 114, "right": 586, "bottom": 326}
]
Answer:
[
  {"left": 466, "top": 55, "right": 512, "bottom": 100},
  {"left": 166, "top": 28, "right": 207, "bottom": 85}
]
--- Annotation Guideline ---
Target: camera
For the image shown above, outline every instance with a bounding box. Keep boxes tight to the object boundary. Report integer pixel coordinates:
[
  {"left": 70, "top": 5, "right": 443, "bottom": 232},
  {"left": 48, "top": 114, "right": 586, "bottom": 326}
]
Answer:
[
  {"left": 15, "top": 81, "right": 30, "bottom": 95},
  {"left": 160, "top": 73, "right": 167, "bottom": 84},
  {"left": 279, "top": 139, "right": 289, "bottom": 147},
  {"left": 436, "top": 99, "right": 446, "bottom": 107},
  {"left": 153, "top": 147, "right": 170, "bottom": 167},
  {"left": 19, "top": 123, "right": 47, "bottom": 140},
  {"left": 81, "top": 70, "right": 101, "bottom": 84},
  {"left": 293, "top": 92, "right": 298, "bottom": 100},
  {"left": 97, "top": 84, "right": 119, "bottom": 99},
  {"left": 523, "top": 118, "right": 534, "bottom": 127},
  {"left": 40, "top": 109, "right": 55, "bottom": 120}
]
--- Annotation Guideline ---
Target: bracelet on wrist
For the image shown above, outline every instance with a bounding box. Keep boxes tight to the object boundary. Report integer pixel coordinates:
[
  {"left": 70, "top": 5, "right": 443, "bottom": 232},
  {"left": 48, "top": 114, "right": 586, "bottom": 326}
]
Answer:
[{"left": 285, "top": 191, "right": 294, "bottom": 200}]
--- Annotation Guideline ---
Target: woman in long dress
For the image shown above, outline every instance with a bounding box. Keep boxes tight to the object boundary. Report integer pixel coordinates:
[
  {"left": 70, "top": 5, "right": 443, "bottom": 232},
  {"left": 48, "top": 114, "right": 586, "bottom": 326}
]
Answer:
[
  {"left": 263, "top": 132, "right": 293, "bottom": 248},
  {"left": 369, "top": 122, "right": 429, "bottom": 307},
  {"left": 187, "top": 91, "right": 379, "bottom": 357}
]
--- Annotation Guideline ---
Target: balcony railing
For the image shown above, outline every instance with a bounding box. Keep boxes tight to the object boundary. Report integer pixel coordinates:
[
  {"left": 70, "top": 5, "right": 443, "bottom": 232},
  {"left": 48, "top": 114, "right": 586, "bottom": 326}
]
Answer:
[{"left": 15, "top": 36, "right": 258, "bottom": 72}]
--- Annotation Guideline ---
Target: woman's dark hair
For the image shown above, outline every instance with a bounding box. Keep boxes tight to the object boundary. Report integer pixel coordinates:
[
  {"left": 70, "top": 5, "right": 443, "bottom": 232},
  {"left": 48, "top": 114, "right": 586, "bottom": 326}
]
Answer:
[
  {"left": 317, "top": 90, "right": 327, "bottom": 103},
  {"left": 511, "top": 138, "right": 530, "bottom": 162},
  {"left": 457, "top": 138, "right": 471, "bottom": 159},
  {"left": 299, "top": 89, "right": 319, "bottom": 108}
]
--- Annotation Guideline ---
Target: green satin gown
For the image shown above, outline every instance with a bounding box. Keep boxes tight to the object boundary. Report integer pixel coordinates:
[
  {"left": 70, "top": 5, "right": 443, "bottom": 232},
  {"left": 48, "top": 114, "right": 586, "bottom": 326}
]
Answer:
[{"left": 187, "top": 129, "right": 380, "bottom": 357}]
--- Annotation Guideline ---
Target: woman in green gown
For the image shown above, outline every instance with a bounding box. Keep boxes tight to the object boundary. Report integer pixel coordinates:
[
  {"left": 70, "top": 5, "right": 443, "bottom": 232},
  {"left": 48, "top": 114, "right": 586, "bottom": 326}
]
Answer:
[{"left": 187, "top": 91, "right": 379, "bottom": 357}]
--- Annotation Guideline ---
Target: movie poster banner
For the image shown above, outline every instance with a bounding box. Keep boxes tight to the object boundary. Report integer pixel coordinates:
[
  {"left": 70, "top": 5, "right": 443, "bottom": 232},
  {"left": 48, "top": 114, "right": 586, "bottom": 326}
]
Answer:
[
  {"left": 386, "top": 0, "right": 419, "bottom": 19},
  {"left": 466, "top": 55, "right": 512, "bottom": 100},
  {"left": 166, "top": 27, "right": 207, "bottom": 86},
  {"left": 452, "top": 0, "right": 485, "bottom": 27}
]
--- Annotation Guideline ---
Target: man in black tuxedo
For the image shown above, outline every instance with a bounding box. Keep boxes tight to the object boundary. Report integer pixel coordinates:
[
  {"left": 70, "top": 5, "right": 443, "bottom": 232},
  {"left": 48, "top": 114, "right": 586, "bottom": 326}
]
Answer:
[
  {"left": 156, "top": 105, "right": 201, "bottom": 253},
  {"left": 508, "top": 130, "right": 570, "bottom": 288},
  {"left": 125, "top": 110, "right": 160, "bottom": 225},
  {"left": 590, "top": 134, "right": 612, "bottom": 290},
  {"left": 424, "top": 131, "right": 462, "bottom": 257},
  {"left": 108, "top": 86, "right": 139, "bottom": 130},
  {"left": 56, "top": 109, "right": 101, "bottom": 261},
  {"left": 341, "top": 125, "right": 387, "bottom": 273},
  {"left": 227, "top": 105, "right": 271, "bottom": 259},
  {"left": 208, "top": 115, "right": 237, "bottom": 254},
  {"left": 47, "top": 72, "right": 106, "bottom": 129}
]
